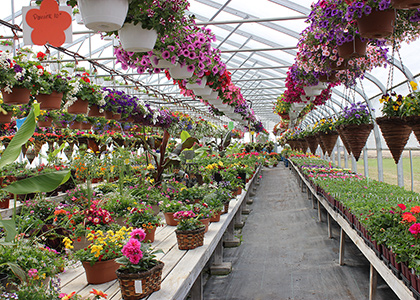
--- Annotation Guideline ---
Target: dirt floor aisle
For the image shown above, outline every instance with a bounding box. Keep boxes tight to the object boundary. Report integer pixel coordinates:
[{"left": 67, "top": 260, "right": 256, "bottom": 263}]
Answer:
[{"left": 203, "top": 165, "right": 399, "bottom": 300}]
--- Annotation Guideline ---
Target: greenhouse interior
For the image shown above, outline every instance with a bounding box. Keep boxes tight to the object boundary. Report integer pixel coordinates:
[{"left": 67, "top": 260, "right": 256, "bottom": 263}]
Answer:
[{"left": 1, "top": 0, "right": 420, "bottom": 299}]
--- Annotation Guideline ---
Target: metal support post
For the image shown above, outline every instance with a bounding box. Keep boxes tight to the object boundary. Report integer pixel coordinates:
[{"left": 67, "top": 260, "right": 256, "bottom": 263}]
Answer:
[{"left": 339, "top": 228, "right": 345, "bottom": 266}]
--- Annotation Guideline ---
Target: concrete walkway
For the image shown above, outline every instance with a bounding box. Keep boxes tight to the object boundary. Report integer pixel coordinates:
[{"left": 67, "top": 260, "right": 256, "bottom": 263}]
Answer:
[{"left": 203, "top": 165, "right": 399, "bottom": 300}]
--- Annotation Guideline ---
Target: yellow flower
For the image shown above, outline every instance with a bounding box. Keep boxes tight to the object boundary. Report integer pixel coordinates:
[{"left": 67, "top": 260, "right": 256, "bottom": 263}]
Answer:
[
  {"left": 410, "top": 81, "right": 418, "bottom": 91},
  {"left": 393, "top": 105, "right": 399, "bottom": 111},
  {"left": 147, "top": 164, "right": 155, "bottom": 170},
  {"left": 63, "top": 237, "right": 73, "bottom": 249}
]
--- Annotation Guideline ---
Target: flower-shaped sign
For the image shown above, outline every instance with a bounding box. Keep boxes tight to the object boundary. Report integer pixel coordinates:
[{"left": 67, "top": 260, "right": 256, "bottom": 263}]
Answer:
[{"left": 23, "top": 0, "right": 72, "bottom": 47}]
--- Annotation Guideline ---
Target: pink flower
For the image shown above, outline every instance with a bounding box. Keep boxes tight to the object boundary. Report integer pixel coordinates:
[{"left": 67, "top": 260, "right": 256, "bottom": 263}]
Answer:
[
  {"left": 122, "top": 238, "right": 143, "bottom": 264},
  {"left": 28, "top": 268, "right": 38, "bottom": 278},
  {"left": 398, "top": 204, "right": 407, "bottom": 211},
  {"left": 409, "top": 223, "right": 420, "bottom": 236},
  {"left": 130, "top": 228, "right": 146, "bottom": 241}
]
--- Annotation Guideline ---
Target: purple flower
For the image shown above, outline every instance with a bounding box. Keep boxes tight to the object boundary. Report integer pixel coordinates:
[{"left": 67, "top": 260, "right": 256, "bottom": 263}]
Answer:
[
  {"left": 187, "top": 65, "right": 195, "bottom": 73},
  {"left": 162, "top": 51, "right": 170, "bottom": 60}
]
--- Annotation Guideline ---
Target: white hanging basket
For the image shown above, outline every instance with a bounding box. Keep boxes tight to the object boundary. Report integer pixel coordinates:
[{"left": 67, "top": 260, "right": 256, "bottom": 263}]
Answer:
[
  {"left": 186, "top": 77, "right": 208, "bottom": 90},
  {"left": 207, "top": 98, "right": 223, "bottom": 107},
  {"left": 78, "top": 0, "right": 129, "bottom": 32},
  {"left": 49, "top": 62, "right": 59, "bottom": 73},
  {"left": 150, "top": 55, "right": 176, "bottom": 69},
  {"left": 300, "top": 95, "right": 313, "bottom": 103},
  {"left": 202, "top": 91, "right": 219, "bottom": 101},
  {"left": 168, "top": 64, "right": 193, "bottom": 79},
  {"left": 193, "top": 86, "right": 212, "bottom": 96},
  {"left": 303, "top": 82, "right": 326, "bottom": 97},
  {"left": 0, "top": 45, "right": 13, "bottom": 52},
  {"left": 218, "top": 105, "right": 234, "bottom": 114},
  {"left": 118, "top": 22, "right": 158, "bottom": 53},
  {"left": 75, "top": 13, "right": 84, "bottom": 25}
]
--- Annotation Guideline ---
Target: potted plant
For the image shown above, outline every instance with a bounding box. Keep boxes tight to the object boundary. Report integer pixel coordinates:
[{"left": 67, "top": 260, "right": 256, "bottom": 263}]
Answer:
[
  {"left": 0, "top": 52, "right": 40, "bottom": 104},
  {"left": 113, "top": 0, "right": 190, "bottom": 53},
  {"left": 173, "top": 210, "right": 205, "bottom": 250},
  {"left": 35, "top": 73, "right": 70, "bottom": 111},
  {"left": 61, "top": 62, "right": 75, "bottom": 74},
  {"left": 203, "top": 192, "right": 224, "bottom": 222},
  {"left": 0, "top": 39, "right": 13, "bottom": 52},
  {"left": 159, "top": 198, "right": 185, "bottom": 226},
  {"left": 71, "top": 226, "right": 132, "bottom": 284},
  {"left": 116, "top": 228, "right": 164, "bottom": 299},
  {"left": 0, "top": 100, "right": 15, "bottom": 124},
  {"left": 64, "top": 73, "right": 105, "bottom": 115},
  {"left": 127, "top": 204, "right": 162, "bottom": 243},
  {"left": 101, "top": 191, "right": 137, "bottom": 225},
  {"left": 67, "top": 0, "right": 129, "bottom": 32},
  {"left": 376, "top": 92, "right": 412, "bottom": 164}
]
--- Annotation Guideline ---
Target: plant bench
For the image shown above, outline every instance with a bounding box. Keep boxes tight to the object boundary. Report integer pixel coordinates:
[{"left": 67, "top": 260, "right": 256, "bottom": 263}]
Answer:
[{"left": 59, "top": 166, "right": 261, "bottom": 300}]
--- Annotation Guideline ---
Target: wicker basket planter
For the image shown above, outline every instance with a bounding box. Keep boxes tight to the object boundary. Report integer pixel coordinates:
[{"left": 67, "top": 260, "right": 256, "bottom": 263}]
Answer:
[
  {"left": 116, "top": 262, "right": 164, "bottom": 300},
  {"left": 338, "top": 123, "right": 373, "bottom": 161},
  {"left": 175, "top": 227, "right": 205, "bottom": 250}
]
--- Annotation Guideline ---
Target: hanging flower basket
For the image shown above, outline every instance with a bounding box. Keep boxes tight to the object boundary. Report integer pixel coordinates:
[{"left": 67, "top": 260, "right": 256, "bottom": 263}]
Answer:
[
  {"left": 37, "top": 92, "right": 63, "bottom": 111},
  {"left": 0, "top": 112, "right": 12, "bottom": 124},
  {"left": 297, "top": 138, "right": 308, "bottom": 152},
  {"left": 69, "top": 121, "right": 82, "bottom": 130},
  {"left": 116, "top": 262, "right": 164, "bottom": 300},
  {"left": 337, "top": 36, "right": 367, "bottom": 59},
  {"left": 88, "top": 104, "right": 104, "bottom": 117},
  {"left": 68, "top": 98, "right": 88, "bottom": 114},
  {"left": 318, "top": 73, "right": 339, "bottom": 83},
  {"left": 175, "top": 227, "right": 205, "bottom": 250},
  {"left": 338, "top": 123, "right": 373, "bottom": 161},
  {"left": 376, "top": 116, "right": 412, "bottom": 164},
  {"left": 305, "top": 135, "right": 318, "bottom": 154},
  {"left": 168, "top": 64, "right": 193, "bottom": 80},
  {"left": 118, "top": 22, "right": 158, "bottom": 53},
  {"left": 318, "top": 131, "right": 338, "bottom": 156},
  {"left": 330, "top": 60, "right": 348, "bottom": 70},
  {"left": 80, "top": 122, "right": 92, "bottom": 130},
  {"left": 2, "top": 87, "right": 31, "bottom": 105},
  {"left": 38, "top": 117, "right": 53, "bottom": 128},
  {"left": 356, "top": 9, "right": 396, "bottom": 39},
  {"left": 186, "top": 77, "right": 208, "bottom": 90},
  {"left": 82, "top": 259, "right": 119, "bottom": 284},
  {"left": 193, "top": 86, "right": 213, "bottom": 96},
  {"left": 315, "top": 133, "right": 327, "bottom": 154},
  {"left": 150, "top": 55, "right": 176, "bottom": 69},
  {"left": 336, "top": 127, "right": 352, "bottom": 155},
  {"left": 105, "top": 111, "right": 121, "bottom": 120},
  {"left": 405, "top": 115, "right": 420, "bottom": 144},
  {"left": 78, "top": 0, "right": 129, "bottom": 32},
  {"left": 391, "top": 0, "right": 420, "bottom": 9}
]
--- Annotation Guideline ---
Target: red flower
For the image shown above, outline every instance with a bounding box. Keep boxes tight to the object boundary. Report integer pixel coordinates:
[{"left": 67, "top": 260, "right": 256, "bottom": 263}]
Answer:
[
  {"left": 398, "top": 204, "right": 407, "bottom": 211},
  {"left": 36, "top": 51, "right": 46, "bottom": 61}
]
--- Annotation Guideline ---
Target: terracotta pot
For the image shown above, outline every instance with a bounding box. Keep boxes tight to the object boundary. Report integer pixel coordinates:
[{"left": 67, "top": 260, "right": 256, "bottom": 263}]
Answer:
[
  {"left": 88, "top": 104, "right": 104, "bottom": 117},
  {"left": 38, "top": 117, "right": 53, "bottom": 128},
  {"left": 222, "top": 201, "right": 230, "bottom": 214},
  {"left": 337, "top": 36, "right": 367, "bottom": 59},
  {"left": 175, "top": 227, "right": 205, "bottom": 250},
  {"left": 200, "top": 218, "right": 210, "bottom": 233},
  {"left": 150, "top": 204, "right": 160, "bottom": 216},
  {"left": 2, "top": 87, "right": 31, "bottom": 104},
  {"left": 82, "top": 259, "right": 119, "bottom": 284},
  {"left": 376, "top": 116, "right": 411, "bottom": 164},
  {"left": 357, "top": 9, "right": 396, "bottom": 39},
  {"left": 116, "top": 262, "right": 164, "bottom": 300},
  {"left": 210, "top": 211, "right": 222, "bottom": 223},
  {"left": 164, "top": 212, "right": 179, "bottom": 226},
  {"left": 53, "top": 121, "right": 68, "bottom": 129},
  {"left": 67, "top": 98, "right": 88, "bottom": 114},
  {"left": 144, "top": 227, "right": 157, "bottom": 243},
  {"left": 69, "top": 121, "right": 82, "bottom": 130},
  {"left": 105, "top": 111, "right": 121, "bottom": 120},
  {"left": 329, "top": 59, "right": 348, "bottom": 70},
  {"left": 80, "top": 122, "right": 92, "bottom": 130},
  {"left": 37, "top": 91, "right": 63, "bottom": 110},
  {"left": 391, "top": 0, "right": 420, "bottom": 9},
  {"left": 338, "top": 123, "right": 373, "bottom": 161},
  {"left": 0, "top": 198, "right": 10, "bottom": 209},
  {"left": 0, "top": 111, "right": 12, "bottom": 124}
]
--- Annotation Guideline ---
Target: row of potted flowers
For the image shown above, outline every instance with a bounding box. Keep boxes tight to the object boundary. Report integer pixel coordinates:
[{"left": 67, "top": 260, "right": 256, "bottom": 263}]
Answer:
[{"left": 290, "top": 153, "right": 420, "bottom": 296}]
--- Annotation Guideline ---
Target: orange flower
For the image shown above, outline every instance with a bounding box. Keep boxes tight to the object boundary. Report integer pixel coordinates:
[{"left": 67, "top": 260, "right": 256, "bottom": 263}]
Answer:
[
  {"left": 402, "top": 212, "right": 417, "bottom": 223},
  {"left": 411, "top": 206, "right": 420, "bottom": 214},
  {"left": 90, "top": 289, "right": 107, "bottom": 298}
]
